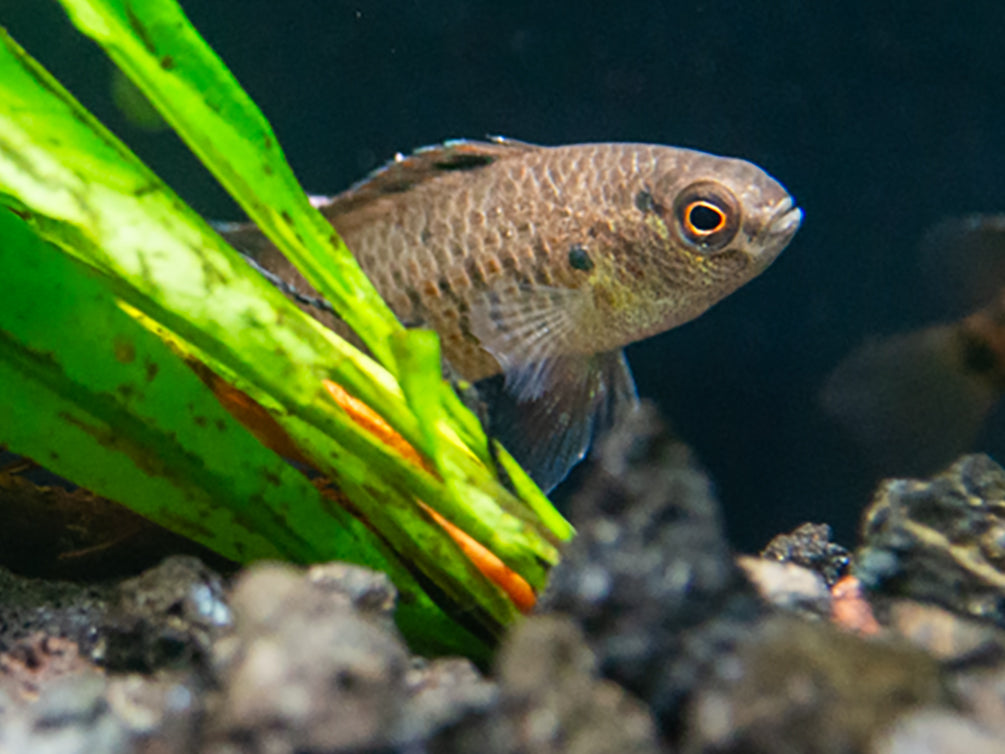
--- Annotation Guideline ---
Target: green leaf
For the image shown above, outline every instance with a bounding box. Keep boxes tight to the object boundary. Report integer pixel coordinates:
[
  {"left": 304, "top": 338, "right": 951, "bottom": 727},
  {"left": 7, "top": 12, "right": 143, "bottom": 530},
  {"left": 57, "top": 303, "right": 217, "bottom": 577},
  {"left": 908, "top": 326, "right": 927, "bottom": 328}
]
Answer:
[
  {"left": 0, "top": 0, "right": 575, "bottom": 656},
  {"left": 56, "top": 0, "right": 402, "bottom": 370},
  {"left": 45, "top": 0, "right": 573, "bottom": 547},
  {"left": 0, "top": 206, "right": 492, "bottom": 658}
]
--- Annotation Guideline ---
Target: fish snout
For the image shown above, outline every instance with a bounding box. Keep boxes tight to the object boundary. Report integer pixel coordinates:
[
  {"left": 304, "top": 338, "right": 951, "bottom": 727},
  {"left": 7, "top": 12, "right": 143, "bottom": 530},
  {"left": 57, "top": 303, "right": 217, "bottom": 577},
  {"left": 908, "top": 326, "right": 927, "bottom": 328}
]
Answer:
[{"left": 755, "top": 195, "right": 802, "bottom": 264}]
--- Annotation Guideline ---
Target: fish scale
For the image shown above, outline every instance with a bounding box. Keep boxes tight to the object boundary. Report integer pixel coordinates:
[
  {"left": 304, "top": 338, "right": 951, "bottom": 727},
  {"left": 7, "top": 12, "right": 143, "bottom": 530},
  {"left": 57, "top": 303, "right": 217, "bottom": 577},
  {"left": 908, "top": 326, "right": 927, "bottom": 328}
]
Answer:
[{"left": 224, "top": 137, "right": 801, "bottom": 490}]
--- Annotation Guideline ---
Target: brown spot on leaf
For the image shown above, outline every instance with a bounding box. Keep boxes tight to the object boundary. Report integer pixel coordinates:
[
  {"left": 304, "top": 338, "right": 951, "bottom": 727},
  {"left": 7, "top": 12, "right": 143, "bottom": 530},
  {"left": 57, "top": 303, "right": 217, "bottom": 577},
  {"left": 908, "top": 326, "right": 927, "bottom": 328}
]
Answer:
[{"left": 113, "top": 339, "right": 136, "bottom": 364}]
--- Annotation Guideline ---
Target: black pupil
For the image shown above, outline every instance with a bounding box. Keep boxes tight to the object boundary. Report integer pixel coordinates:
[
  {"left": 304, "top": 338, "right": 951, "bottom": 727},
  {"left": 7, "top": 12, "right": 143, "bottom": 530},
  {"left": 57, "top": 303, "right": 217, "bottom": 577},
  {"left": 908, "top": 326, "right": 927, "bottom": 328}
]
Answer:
[{"left": 689, "top": 203, "right": 723, "bottom": 232}]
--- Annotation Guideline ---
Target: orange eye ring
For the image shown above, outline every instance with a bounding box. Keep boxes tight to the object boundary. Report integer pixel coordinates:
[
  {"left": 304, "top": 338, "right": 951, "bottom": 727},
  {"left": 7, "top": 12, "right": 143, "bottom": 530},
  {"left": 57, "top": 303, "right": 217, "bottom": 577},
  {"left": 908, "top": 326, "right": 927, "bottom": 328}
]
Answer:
[
  {"left": 683, "top": 200, "right": 728, "bottom": 236},
  {"left": 672, "top": 181, "right": 740, "bottom": 251}
]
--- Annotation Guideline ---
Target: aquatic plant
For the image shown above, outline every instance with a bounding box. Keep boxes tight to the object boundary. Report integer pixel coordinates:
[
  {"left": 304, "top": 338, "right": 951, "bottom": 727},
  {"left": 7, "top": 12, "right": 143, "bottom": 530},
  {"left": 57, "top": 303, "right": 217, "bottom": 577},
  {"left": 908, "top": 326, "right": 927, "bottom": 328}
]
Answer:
[{"left": 0, "top": 0, "right": 572, "bottom": 660}]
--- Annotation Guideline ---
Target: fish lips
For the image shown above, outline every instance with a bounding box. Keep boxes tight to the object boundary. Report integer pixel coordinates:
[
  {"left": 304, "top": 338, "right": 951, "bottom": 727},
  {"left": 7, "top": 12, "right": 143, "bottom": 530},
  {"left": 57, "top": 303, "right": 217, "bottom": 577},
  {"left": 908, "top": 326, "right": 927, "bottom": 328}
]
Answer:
[{"left": 755, "top": 196, "right": 803, "bottom": 267}]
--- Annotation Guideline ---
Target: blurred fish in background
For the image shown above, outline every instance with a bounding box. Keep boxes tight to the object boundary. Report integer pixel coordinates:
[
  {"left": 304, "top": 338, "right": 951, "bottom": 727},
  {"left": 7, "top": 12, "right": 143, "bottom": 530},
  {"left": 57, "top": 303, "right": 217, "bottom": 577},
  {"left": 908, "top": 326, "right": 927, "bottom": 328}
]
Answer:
[{"left": 821, "top": 215, "right": 1005, "bottom": 476}]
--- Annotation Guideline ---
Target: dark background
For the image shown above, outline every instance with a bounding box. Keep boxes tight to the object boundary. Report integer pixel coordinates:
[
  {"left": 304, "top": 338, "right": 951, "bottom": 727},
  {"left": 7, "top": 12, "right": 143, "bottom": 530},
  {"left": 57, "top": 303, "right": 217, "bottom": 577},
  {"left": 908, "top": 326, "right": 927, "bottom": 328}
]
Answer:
[{"left": 5, "top": 1, "right": 1005, "bottom": 552}]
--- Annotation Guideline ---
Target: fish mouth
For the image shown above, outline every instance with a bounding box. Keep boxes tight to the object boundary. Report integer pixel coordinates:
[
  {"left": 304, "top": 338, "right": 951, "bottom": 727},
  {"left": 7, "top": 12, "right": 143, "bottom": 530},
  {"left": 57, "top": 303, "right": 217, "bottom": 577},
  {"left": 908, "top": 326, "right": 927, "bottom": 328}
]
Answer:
[
  {"left": 766, "top": 196, "right": 803, "bottom": 240},
  {"left": 753, "top": 196, "right": 802, "bottom": 265}
]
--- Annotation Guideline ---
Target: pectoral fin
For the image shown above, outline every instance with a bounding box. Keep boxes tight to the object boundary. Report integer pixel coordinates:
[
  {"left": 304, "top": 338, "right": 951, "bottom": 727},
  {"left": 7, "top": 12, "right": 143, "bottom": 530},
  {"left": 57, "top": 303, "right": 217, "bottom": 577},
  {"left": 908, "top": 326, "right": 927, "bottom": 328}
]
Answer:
[
  {"left": 467, "top": 281, "right": 639, "bottom": 490},
  {"left": 482, "top": 349, "right": 639, "bottom": 492}
]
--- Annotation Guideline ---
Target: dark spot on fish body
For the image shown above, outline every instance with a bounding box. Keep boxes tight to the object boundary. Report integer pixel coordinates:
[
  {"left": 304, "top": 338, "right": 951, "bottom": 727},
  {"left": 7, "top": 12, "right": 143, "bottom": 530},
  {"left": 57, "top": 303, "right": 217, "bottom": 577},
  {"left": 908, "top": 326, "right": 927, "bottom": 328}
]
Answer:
[
  {"left": 420, "top": 227, "right": 433, "bottom": 245},
  {"left": 635, "top": 189, "right": 656, "bottom": 213},
  {"left": 382, "top": 180, "right": 414, "bottom": 194},
  {"left": 214, "top": 419, "right": 227, "bottom": 432},
  {"left": 568, "top": 245, "right": 594, "bottom": 271},
  {"left": 280, "top": 210, "right": 294, "bottom": 226},
  {"left": 434, "top": 153, "right": 496, "bottom": 171},
  {"left": 437, "top": 277, "right": 453, "bottom": 296},
  {"left": 159, "top": 55, "right": 175, "bottom": 70},
  {"left": 262, "top": 163, "right": 274, "bottom": 176},
  {"left": 193, "top": 415, "right": 208, "bottom": 428},
  {"left": 449, "top": 242, "right": 465, "bottom": 259}
]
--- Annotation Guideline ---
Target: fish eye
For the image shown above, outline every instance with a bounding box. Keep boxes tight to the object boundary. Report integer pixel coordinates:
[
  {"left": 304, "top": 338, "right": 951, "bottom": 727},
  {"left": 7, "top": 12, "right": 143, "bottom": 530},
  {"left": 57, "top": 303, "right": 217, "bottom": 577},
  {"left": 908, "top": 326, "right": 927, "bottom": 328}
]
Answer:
[{"left": 673, "top": 181, "right": 740, "bottom": 251}]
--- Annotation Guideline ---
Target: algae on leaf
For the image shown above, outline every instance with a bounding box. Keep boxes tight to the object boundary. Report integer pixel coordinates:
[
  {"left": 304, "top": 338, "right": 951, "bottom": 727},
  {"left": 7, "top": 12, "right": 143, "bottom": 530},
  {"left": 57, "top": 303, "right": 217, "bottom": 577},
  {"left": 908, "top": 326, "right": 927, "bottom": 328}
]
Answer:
[{"left": 0, "top": 0, "right": 571, "bottom": 659}]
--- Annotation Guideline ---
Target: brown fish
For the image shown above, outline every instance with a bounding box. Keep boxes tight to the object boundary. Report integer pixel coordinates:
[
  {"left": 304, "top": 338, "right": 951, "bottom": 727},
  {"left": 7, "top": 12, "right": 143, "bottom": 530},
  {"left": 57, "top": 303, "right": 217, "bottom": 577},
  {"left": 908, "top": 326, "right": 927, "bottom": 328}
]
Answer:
[{"left": 224, "top": 138, "right": 801, "bottom": 489}]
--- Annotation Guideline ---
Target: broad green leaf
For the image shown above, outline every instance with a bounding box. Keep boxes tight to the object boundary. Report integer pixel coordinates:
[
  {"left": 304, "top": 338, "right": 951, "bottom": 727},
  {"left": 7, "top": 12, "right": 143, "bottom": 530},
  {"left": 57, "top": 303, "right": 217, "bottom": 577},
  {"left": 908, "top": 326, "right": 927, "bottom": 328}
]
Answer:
[
  {"left": 0, "top": 206, "right": 492, "bottom": 659},
  {"left": 56, "top": 0, "right": 402, "bottom": 369},
  {"left": 0, "top": 26, "right": 542, "bottom": 624},
  {"left": 0, "top": 0, "right": 578, "bottom": 655},
  {"left": 47, "top": 0, "right": 573, "bottom": 546}
]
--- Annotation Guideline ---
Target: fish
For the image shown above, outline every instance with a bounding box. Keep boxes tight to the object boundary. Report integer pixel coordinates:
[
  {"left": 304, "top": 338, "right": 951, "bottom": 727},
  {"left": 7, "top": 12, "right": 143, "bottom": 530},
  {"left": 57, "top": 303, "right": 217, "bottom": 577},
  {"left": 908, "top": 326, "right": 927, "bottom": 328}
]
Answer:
[
  {"left": 821, "top": 215, "right": 1005, "bottom": 475},
  {"left": 223, "top": 137, "right": 802, "bottom": 491}
]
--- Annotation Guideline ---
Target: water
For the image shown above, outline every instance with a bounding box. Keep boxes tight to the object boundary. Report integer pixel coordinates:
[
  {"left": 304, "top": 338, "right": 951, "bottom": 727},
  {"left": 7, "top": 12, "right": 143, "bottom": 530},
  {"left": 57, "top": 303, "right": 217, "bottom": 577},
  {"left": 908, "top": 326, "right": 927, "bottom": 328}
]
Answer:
[{"left": 5, "top": 0, "right": 1004, "bottom": 551}]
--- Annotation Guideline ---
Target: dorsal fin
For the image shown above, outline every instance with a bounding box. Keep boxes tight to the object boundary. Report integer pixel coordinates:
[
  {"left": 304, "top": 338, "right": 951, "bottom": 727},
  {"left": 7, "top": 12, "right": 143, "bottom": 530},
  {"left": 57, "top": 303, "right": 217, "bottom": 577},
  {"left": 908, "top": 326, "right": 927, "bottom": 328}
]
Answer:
[{"left": 317, "top": 137, "right": 540, "bottom": 219}]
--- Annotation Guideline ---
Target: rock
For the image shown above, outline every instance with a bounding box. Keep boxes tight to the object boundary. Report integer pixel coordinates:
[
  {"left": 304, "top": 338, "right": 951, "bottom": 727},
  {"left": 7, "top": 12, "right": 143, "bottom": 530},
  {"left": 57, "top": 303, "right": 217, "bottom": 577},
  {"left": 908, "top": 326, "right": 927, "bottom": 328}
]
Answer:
[
  {"left": 0, "top": 634, "right": 97, "bottom": 700},
  {"left": 855, "top": 454, "right": 1005, "bottom": 628},
  {"left": 306, "top": 560, "right": 398, "bottom": 633},
  {"left": 873, "top": 710, "right": 1005, "bottom": 754},
  {"left": 539, "top": 402, "right": 763, "bottom": 736},
  {"left": 0, "top": 667, "right": 201, "bottom": 754},
  {"left": 761, "top": 522, "right": 851, "bottom": 586},
  {"left": 0, "top": 566, "right": 111, "bottom": 659},
  {"left": 887, "top": 599, "right": 1005, "bottom": 665},
  {"left": 737, "top": 555, "right": 832, "bottom": 619},
  {"left": 204, "top": 562, "right": 411, "bottom": 754},
  {"left": 951, "top": 661, "right": 1005, "bottom": 740},
  {"left": 400, "top": 656, "right": 498, "bottom": 742},
  {"left": 103, "top": 556, "right": 231, "bottom": 673},
  {"left": 685, "top": 617, "right": 947, "bottom": 754},
  {"left": 432, "top": 615, "right": 661, "bottom": 754}
]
